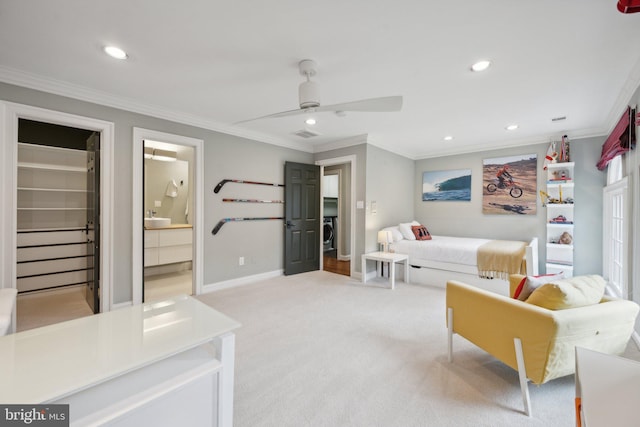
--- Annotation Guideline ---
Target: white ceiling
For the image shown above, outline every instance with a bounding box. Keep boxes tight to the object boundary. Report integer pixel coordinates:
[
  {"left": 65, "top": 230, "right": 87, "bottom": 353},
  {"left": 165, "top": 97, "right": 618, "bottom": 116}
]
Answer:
[{"left": 1, "top": 1, "right": 640, "bottom": 159}]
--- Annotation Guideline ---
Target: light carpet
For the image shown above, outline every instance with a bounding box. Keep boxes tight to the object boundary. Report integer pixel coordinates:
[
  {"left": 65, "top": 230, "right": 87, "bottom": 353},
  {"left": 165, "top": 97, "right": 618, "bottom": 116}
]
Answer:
[{"left": 197, "top": 270, "right": 640, "bottom": 427}]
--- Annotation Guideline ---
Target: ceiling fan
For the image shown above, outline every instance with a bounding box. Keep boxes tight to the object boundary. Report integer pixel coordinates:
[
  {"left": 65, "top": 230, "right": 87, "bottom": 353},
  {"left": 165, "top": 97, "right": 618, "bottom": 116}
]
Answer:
[{"left": 235, "top": 59, "right": 403, "bottom": 124}]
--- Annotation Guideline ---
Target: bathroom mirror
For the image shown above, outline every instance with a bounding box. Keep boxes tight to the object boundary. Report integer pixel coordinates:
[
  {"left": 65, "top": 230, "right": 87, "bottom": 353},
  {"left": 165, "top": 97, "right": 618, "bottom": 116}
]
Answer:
[{"left": 144, "top": 158, "right": 189, "bottom": 224}]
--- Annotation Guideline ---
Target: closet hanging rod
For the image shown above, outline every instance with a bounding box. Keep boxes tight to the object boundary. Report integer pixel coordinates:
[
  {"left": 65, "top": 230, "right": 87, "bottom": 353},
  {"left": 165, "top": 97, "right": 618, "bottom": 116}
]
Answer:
[
  {"left": 17, "top": 241, "right": 88, "bottom": 249},
  {"left": 17, "top": 227, "right": 87, "bottom": 233},
  {"left": 17, "top": 267, "right": 91, "bottom": 280},
  {"left": 17, "top": 254, "right": 93, "bottom": 264}
]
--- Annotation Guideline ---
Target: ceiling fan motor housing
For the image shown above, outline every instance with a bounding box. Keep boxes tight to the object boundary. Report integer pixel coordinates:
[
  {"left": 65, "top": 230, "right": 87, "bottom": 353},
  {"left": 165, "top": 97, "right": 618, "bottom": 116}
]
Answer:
[{"left": 299, "top": 80, "right": 320, "bottom": 109}]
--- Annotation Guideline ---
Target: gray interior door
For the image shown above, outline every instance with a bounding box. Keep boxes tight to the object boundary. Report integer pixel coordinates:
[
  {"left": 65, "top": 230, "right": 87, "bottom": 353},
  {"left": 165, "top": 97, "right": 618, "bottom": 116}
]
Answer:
[
  {"left": 284, "top": 161, "right": 320, "bottom": 275},
  {"left": 85, "top": 132, "right": 100, "bottom": 313}
]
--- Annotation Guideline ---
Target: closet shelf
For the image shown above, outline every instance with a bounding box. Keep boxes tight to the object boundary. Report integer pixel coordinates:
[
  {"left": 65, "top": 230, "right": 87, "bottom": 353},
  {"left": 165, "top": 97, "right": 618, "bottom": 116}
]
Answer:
[
  {"left": 18, "top": 187, "right": 88, "bottom": 193},
  {"left": 18, "top": 162, "right": 86, "bottom": 173},
  {"left": 18, "top": 207, "right": 88, "bottom": 211}
]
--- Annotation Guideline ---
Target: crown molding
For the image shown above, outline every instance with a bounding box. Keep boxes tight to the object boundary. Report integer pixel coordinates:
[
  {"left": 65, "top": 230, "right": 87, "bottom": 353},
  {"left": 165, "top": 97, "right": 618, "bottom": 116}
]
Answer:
[
  {"left": 0, "top": 65, "right": 313, "bottom": 153},
  {"left": 365, "top": 135, "right": 416, "bottom": 160},
  {"left": 312, "top": 134, "right": 369, "bottom": 153},
  {"left": 412, "top": 127, "right": 609, "bottom": 160}
]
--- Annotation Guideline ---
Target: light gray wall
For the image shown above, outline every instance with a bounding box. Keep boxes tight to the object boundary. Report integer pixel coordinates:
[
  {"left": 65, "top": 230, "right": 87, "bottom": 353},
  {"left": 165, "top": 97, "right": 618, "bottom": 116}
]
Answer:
[
  {"left": 365, "top": 144, "right": 415, "bottom": 252},
  {"left": 571, "top": 136, "right": 607, "bottom": 275},
  {"left": 315, "top": 143, "right": 414, "bottom": 274},
  {"left": 1, "top": 82, "right": 312, "bottom": 303},
  {"left": 207, "top": 135, "right": 311, "bottom": 283},
  {"left": 414, "top": 139, "right": 605, "bottom": 275}
]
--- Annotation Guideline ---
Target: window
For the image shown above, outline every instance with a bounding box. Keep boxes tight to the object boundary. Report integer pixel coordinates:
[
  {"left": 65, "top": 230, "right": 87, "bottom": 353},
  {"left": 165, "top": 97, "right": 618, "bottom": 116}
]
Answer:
[
  {"left": 603, "top": 177, "right": 629, "bottom": 297},
  {"left": 607, "top": 155, "right": 623, "bottom": 185}
]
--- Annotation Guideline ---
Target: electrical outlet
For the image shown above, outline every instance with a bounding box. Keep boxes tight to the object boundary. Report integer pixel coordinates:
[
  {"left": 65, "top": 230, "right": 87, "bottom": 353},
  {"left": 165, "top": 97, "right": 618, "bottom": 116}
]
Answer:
[
  {"left": 154, "top": 200, "right": 162, "bottom": 207},
  {"left": 238, "top": 256, "right": 245, "bottom": 266}
]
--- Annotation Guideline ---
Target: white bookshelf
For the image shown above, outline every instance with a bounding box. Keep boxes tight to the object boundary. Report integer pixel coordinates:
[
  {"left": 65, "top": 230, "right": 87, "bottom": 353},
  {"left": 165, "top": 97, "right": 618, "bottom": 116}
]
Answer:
[{"left": 545, "top": 162, "right": 575, "bottom": 277}]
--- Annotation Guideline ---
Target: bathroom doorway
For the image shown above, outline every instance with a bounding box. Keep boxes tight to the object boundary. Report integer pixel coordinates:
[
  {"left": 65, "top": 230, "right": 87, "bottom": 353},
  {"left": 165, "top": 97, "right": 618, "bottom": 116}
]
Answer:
[
  {"left": 132, "top": 128, "right": 204, "bottom": 305},
  {"left": 142, "top": 140, "right": 194, "bottom": 302}
]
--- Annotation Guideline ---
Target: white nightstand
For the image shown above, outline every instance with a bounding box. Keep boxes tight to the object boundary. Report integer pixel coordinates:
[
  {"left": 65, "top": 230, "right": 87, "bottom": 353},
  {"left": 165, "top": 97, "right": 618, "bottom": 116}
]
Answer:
[{"left": 361, "top": 252, "right": 409, "bottom": 289}]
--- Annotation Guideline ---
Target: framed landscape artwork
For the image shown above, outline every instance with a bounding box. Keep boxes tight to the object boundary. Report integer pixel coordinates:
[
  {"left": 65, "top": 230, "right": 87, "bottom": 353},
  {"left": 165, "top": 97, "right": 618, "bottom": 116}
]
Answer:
[
  {"left": 482, "top": 154, "right": 537, "bottom": 215},
  {"left": 422, "top": 169, "right": 471, "bottom": 201}
]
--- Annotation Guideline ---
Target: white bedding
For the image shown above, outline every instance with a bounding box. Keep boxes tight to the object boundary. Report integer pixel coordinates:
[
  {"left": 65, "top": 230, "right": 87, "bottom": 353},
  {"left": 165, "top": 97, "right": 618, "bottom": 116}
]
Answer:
[{"left": 389, "top": 235, "right": 491, "bottom": 266}]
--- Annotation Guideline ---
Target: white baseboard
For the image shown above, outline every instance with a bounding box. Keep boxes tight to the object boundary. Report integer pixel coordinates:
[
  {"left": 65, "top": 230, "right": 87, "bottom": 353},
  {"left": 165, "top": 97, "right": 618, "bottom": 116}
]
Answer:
[{"left": 202, "top": 269, "right": 284, "bottom": 293}]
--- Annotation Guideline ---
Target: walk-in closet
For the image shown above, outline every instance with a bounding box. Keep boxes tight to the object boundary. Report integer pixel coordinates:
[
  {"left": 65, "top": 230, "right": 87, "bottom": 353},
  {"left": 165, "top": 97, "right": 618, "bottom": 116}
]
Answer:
[{"left": 16, "top": 119, "right": 99, "bottom": 331}]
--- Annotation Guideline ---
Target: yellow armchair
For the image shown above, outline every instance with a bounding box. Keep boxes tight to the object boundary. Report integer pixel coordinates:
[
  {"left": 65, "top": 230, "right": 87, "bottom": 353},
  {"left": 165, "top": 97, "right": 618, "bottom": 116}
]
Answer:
[{"left": 446, "top": 275, "right": 639, "bottom": 416}]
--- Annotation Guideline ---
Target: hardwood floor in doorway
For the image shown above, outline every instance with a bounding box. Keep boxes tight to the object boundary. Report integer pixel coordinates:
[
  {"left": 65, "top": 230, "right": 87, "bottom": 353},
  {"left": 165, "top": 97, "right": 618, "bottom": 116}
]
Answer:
[
  {"left": 323, "top": 250, "right": 350, "bottom": 276},
  {"left": 16, "top": 285, "right": 93, "bottom": 332}
]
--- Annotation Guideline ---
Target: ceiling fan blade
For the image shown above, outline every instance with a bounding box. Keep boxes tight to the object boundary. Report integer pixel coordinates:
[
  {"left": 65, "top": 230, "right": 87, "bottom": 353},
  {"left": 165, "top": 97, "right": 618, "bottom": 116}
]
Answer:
[
  {"left": 315, "top": 96, "right": 403, "bottom": 113},
  {"left": 234, "top": 95, "right": 403, "bottom": 124},
  {"left": 233, "top": 107, "right": 309, "bottom": 124}
]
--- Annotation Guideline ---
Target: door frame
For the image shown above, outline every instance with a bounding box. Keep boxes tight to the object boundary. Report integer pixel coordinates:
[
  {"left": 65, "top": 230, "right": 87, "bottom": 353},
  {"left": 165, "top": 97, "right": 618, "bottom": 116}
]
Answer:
[
  {"left": 0, "top": 101, "right": 114, "bottom": 317},
  {"left": 316, "top": 155, "right": 356, "bottom": 278},
  {"left": 132, "top": 128, "right": 203, "bottom": 304}
]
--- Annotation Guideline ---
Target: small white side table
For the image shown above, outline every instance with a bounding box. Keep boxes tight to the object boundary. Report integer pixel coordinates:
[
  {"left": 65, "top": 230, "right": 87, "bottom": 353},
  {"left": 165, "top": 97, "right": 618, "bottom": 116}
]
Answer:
[{"left": 361, "top": 252, "right": 409, "bottom": 289}]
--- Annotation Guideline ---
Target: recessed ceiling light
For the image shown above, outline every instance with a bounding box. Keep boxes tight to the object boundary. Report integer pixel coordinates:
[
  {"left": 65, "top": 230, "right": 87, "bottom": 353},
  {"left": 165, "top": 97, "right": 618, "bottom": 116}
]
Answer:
[
  {"left": 471, "top": 60, "right": 491, "bottom": 72},
  {"left": 505, "top": 124, "right": 519, "bottom": 131},
  {"left": 443, "top": 136, "right": 454, "bottom": 141},
  {"left": 305, "top": 118, "right": 316, "bottom": 125},
  {"left": 104, "top": 45, "right": 128, "bottom": 60}
]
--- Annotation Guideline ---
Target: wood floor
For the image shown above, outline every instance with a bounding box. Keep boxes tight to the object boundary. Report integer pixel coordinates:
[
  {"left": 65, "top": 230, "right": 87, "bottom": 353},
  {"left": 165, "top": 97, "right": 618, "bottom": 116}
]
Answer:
[{"left": 323, "top": 250, "right": 350, "bottom": 276}]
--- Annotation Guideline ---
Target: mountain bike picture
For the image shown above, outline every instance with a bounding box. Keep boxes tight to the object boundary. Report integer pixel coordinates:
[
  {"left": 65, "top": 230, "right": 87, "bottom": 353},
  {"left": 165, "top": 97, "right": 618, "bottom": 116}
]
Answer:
[{"left": 483, "top": 154, "right": 537, "bottom": 215}]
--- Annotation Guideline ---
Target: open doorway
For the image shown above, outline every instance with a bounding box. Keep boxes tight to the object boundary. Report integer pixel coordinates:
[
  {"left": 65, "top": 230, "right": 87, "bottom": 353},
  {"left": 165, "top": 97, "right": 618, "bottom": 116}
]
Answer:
[
  {"left": 15, "top": 120, "right": 101, "bottom": 331},
  {"left": 132, "top": 128, "right": 203, "bottom": 305},
  {"left": 317, "top": 157, "right": 355, "bottom": 277},
  {"left": 142, "top": 140, "right": 194, "bottom": 302},
  {"left": 1, "top": 102, "right": 114, "bottom": 334}
]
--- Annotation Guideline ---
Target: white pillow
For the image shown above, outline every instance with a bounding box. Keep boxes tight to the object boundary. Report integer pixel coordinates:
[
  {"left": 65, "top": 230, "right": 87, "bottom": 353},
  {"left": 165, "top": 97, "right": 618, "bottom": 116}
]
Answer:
[
  {"left": 381, "top": 226, "right": 403, "bottom": 242},
  {"left": 398, "top": 221, "right": 420, "bottom": 240}
]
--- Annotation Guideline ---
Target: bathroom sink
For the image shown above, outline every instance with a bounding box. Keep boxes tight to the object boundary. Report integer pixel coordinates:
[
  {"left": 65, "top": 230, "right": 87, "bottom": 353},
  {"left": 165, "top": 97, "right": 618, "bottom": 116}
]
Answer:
[{"left": 144, "top": 217, "right": 171, "bottom": 228}]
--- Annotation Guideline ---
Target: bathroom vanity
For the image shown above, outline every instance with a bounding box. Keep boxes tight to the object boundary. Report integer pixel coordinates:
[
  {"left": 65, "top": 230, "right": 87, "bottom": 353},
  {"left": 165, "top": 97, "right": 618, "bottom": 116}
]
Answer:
[
  {"left": 0, "top": 295, "right": 240, "bottom": 427},
  {"left": 144, "top": 225, "right": 193, "bottom": 267}
]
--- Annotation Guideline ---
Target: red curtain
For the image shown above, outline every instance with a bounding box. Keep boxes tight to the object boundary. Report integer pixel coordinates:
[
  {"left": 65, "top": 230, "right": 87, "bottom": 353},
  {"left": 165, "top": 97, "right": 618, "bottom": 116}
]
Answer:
[
  {"left": 618, "top": 0, "right": 640, "bottom": 13},
  {"left": 596, "top": 107, "right": 636, "bottom": 170}
]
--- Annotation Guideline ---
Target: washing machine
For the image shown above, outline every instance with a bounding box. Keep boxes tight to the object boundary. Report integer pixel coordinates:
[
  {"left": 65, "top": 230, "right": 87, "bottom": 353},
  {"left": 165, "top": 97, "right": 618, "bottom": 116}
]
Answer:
[{"left": 323, "top": 217, "right": 336, "bottom": 252}]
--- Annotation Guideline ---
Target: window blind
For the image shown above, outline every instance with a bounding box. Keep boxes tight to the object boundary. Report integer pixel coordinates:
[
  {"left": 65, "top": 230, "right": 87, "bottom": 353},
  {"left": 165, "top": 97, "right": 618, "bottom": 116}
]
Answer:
[{"left": 596, "top": 107, "right": 636, "bottom": 170}]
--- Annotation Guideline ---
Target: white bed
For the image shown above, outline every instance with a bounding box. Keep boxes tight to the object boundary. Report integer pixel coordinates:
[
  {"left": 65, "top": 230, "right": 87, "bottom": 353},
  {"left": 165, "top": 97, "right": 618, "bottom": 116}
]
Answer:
[{"left": 382, "top": 223, "right": 538, "bottom": 295}]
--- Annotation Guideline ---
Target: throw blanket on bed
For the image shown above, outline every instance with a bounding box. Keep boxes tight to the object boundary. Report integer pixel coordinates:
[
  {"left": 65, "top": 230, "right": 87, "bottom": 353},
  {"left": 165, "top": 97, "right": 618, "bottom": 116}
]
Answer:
[{"left": 477, "top": 240, "right": 527, "bottom": 280}]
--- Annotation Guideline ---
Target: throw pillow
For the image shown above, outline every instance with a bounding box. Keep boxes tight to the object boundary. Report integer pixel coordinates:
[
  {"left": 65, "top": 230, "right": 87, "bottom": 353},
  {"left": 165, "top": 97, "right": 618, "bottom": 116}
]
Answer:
[
  {"left": 381, "top": 226, "right": 404, "bottom": 242},
  {"left": 525, "top": 275, "right": 606, "bottom": 310},
  {"left": 411, "top": 225, "right": 432, "bottom": 240},
  {"left": 398, "top": 221, "right": 420, "bottom": 240},
  {"left": 513, "top": 272, "right": 565, "bottom": 301}
]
